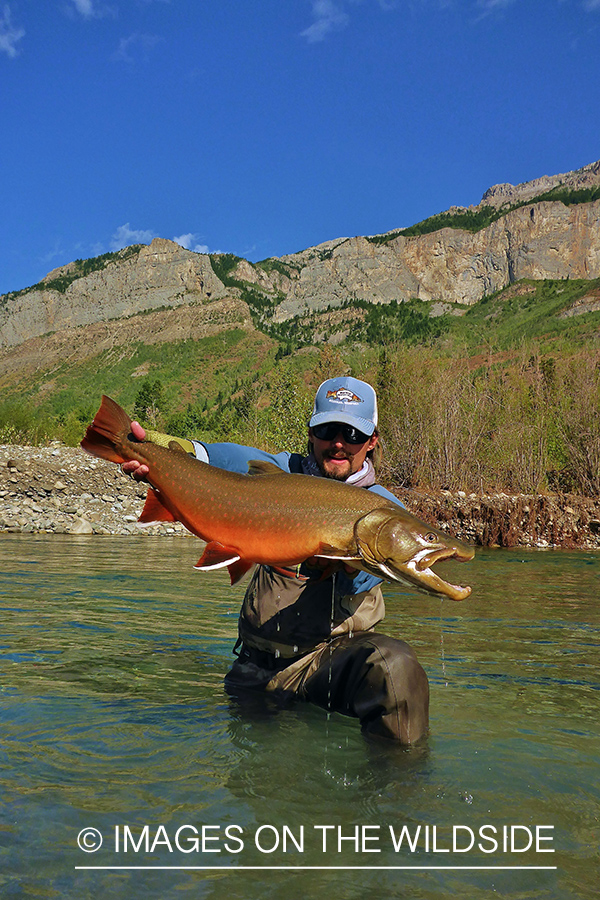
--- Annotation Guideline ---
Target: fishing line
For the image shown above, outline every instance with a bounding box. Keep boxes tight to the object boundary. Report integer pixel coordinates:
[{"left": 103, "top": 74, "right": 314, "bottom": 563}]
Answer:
[
  {"left": 440, "top": 597, "right": 448, "bottom": 687},
  {"left": 327, "top": 572, "right": 336, "bottom": 714},
  {"left": 322, "top": 572, "right": 336, "bottom": 775},
  {"left": 274, "top": 589, "right": 282, "bottom": 659}
]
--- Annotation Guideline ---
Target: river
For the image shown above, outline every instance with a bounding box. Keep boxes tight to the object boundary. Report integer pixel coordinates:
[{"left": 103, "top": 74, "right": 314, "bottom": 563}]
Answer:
[{"left": 1, "top": 535, "right": 598, "bottom": 899}]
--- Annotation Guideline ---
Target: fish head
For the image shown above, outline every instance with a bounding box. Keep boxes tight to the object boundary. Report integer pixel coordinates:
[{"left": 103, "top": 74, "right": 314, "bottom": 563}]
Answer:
[{"left": 354, "top": 506, "right": 474, "bottom": 601}]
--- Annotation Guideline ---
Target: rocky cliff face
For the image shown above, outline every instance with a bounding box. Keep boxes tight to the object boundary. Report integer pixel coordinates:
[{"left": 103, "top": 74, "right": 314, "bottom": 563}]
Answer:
[
  {"left": 480, "top": 159, "right": 600, "bottom": 208},
  {"left": 2, "top": 161, "right": 599, "bottom": 347},
  {"left": 0, "top": 240, "right": 229, "bottom": 349},
  {"left": 262, "top": 198, "right": 600, "bottom": 319},
  {"left": 263, "top": 160, "right": 600, "bottom": 319}
]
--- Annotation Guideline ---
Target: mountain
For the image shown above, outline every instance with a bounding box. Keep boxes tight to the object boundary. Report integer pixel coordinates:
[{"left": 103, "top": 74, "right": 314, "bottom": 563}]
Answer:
[
  {"left": 1, "top": 160, "right": 599, "bottom": 351},
  {"left": 2, "top": 161, "right": 600, "bottom": 502}
]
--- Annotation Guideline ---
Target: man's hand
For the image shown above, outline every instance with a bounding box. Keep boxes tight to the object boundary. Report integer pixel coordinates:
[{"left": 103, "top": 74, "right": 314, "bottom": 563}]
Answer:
[
  {"left": 130, "top": 420, "right": 146, "bottom": 441},
  {"left": 122, "top": 420, "right": 149, "bottom": 481}
]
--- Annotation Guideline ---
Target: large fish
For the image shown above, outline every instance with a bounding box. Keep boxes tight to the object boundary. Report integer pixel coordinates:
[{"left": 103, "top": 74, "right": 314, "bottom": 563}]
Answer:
[{"left": 81, "top": 396, "right": 474, "bottom": 600}]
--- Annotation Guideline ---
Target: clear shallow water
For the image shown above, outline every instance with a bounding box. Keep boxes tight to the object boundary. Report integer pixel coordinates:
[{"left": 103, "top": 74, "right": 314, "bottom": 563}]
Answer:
[{"left": 0, "top": 535, "right": 598, "bottom": 899}]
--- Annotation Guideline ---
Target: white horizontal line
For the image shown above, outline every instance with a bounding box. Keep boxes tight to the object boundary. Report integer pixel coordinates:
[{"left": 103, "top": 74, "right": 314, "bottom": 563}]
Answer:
[{"left": 75, "top": 865, "right": 558, "bottom": 871}]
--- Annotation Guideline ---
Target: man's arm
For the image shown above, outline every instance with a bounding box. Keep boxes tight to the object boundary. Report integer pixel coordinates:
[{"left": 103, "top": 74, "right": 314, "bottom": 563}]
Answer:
[
  {"left": 121, "top": 423, "right": 293, "bottom": 479},
  {"left": 368, "top": 483, "right": 406, "bottom": 509}
]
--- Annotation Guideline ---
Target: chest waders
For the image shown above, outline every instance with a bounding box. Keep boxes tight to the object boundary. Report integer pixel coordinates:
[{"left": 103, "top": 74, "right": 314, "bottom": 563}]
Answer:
[{"left": 225, "top": 565, "right": 429, "bottom": 743}]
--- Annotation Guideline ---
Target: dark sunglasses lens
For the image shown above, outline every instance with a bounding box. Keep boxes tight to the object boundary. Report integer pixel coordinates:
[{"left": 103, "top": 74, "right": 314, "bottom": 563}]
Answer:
[{"left": 313, "top": 423, "right": 370, "bottom": 444}]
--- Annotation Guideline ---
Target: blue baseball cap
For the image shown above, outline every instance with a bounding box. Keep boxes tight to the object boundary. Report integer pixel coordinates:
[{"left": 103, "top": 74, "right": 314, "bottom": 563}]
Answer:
[{"left": 309, "top": 376, "right": 378, "bottom": 436}]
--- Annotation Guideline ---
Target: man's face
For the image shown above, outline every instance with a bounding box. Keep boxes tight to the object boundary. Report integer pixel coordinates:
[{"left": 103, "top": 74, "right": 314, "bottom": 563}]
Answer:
[{"left": 308, "top": 424, "right": 378, "bottom": 481}]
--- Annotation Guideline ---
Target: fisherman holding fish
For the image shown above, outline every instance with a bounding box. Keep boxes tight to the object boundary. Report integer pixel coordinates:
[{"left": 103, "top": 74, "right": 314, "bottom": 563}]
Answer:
[{"left": 87, "top": 377, "right": 473, "bottom": 743}]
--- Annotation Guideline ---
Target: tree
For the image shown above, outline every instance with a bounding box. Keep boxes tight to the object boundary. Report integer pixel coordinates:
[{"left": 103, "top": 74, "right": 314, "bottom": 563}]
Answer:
[{"left": 133, "top": 379, "right": 164, "bottom": 427}]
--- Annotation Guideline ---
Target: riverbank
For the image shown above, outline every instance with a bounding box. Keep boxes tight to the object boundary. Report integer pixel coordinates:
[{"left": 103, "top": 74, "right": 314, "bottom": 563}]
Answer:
[{"left": 2, "top": 443, "right": 600, "bottom": 549}]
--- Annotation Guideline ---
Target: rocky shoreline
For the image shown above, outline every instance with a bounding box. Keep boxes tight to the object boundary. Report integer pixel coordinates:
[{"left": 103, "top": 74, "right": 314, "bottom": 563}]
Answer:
[
  {"left": 0, "top": 444, "right": 189, "bottom": 538},
  {"left": 397, "top": 488, "right": 600, "bottom": 551},
  {"left": 2, "top": 443, "right": 600, "bottom": 550}
]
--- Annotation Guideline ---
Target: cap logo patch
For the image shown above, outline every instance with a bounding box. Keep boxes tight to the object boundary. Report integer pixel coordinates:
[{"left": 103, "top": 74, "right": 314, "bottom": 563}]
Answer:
[{"left": 326, "top": 389, "right": 362, "bottom": 404}]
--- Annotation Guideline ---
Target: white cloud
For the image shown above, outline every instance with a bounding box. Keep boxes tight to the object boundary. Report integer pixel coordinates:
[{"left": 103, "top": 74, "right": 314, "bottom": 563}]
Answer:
[
  {"left": 68, "top": 0, "right": 116, "bottom": 20},
  {"left": 110, "top": 223, "right": 156, "bottom": 251},
  {"left": 71, "top": 0, "right": 96, "bottom": 17},
  {"left": 114, "top": 32, "right": 161, "bottom": 62},
  {"left": 300, "top": 0, "right": 566, "bottom": 40},
  {"left": 476, "top": 0, "right": 517, "bottom": 10},
  {"left": 300, "top": 0, "right": 400, "bottom": 44},
  {"left": 40, "top": 242, "right": 68, "bottom": 267},
  {"left": 0, "top": 4, "right": 25, "bottom": 58},
  {"left": 300, "top": 0, "right": 350, "bottom": 43},
  {"left": 173, "top": 233, "right": 210, "bottom": 254}
]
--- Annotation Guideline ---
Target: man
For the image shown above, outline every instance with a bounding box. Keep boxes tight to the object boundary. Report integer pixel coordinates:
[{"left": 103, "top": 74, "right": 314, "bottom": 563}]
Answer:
[{"left": 124, "top": 376, "right": 429, "bottom": 743}]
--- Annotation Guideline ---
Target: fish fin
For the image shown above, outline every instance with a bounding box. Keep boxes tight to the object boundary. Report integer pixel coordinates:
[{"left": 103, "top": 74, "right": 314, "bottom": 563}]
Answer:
[
  {"left": 315, "top": 541, "right": 357, "bottom": 560},
  {"left": 247, "top": 460, "right": 286, "bottom": 476},
  {"left": 227, "top": 558, "right": 255, "bottom": 585},
  {"left": 194, "top": 541, "right": 241, "bottom": 571},
  {"left": 317, "top": 554, "right": 361, "bottom": 563},
  {"left": 377, "top": 562, "right": 400, "bottom": 582},
  {"left": 138, "top": 487, "right": 177, "bottom": 524},
  {"left": 194, "top": 545, "right": 253, "bottom": 585},
  {"left": 80, "top": 395, "right": 132, "bottom": 464}
]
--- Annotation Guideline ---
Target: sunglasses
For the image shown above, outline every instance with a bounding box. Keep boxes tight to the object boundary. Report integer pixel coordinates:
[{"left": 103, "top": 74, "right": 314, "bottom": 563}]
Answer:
[{"left": 311, "top": 422, "right": 371, "bottom": 444}]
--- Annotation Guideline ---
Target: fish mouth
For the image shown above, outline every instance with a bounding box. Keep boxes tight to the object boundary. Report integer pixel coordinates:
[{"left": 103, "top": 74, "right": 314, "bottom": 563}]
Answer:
[{"left": 400, "top": 546, "right": 474, "bottom": 602}]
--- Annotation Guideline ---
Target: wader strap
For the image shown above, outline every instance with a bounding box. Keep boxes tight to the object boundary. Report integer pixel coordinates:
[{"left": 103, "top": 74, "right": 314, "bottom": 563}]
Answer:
[
  {"left": 238, "top": 619, "right": 313, "bottom": 659},
  {"left": 266, "top": 564, "right": 309, "bottom": 581}
]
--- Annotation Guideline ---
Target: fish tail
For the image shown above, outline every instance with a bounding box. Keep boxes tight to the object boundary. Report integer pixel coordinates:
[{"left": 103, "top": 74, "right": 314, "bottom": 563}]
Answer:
[{"left": 80, "top": 395, "right": 132, "bottom": 464}]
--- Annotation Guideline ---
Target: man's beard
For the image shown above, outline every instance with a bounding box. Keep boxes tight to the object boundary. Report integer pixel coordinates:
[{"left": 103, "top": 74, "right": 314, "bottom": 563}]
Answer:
[{"left": 318, "top": 455, "right": 351, "bottom": 481}]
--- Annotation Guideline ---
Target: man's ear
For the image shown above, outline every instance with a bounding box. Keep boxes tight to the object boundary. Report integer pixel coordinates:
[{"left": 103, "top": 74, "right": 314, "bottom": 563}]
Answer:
[{"left": 367, "top": 432, "right": 379, "bottom": 451}]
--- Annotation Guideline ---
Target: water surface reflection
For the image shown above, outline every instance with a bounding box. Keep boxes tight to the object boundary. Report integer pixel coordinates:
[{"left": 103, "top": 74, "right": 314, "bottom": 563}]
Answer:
[{"left": 0, "top": 536, "right": 598, "bottom": 899}]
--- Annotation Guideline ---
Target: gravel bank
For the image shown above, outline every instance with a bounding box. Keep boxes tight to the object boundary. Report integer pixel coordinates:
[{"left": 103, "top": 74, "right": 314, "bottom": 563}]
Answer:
[
  {"left": 0, "top": 443, "right": 191, "bottom": 538},
  {"left": 1, "top": 443, "right": 599, "bottom": 549}
]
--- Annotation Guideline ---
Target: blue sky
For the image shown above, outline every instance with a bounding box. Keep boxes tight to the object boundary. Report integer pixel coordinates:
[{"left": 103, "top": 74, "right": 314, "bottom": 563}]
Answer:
[{"left": 1, "top": 0, "right": 599, "bottom": 296}]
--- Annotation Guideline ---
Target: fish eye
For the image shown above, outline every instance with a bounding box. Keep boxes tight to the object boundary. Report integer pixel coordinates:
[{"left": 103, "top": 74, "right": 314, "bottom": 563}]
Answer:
[{"left": 424, "top": 532, "right": 437, "bottom": 543}]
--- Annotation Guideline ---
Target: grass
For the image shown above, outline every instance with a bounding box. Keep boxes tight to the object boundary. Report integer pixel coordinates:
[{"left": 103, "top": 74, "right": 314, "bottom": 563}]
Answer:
[
  {"left": 5, "top": 276, "right": 600, "bottom": 432},
  {"left": 320, "top": 278, "right": 600, "bottom": 358},
  {"left": 7, "top": 329, "right": 275, "bottom": 441},
  {"left": 453, "top": 278, "right": 600, "bottom": 353}
]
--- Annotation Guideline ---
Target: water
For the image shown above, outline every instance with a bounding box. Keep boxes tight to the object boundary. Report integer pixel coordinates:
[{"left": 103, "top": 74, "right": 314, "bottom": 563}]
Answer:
[{"left": 1, "top": 535, "right": 598, "bottom": 899}]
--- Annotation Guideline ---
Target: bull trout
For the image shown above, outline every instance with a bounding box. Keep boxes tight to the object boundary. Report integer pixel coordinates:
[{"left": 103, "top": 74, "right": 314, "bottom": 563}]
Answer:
[{"left": 81, "top": 396, "right": 474, "bottom": 600}]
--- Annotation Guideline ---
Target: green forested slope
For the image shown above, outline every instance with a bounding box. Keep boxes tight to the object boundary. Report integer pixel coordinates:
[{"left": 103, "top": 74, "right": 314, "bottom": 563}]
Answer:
[{"left": 1, "top": 276, "right": 599, "bottom": 497}]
